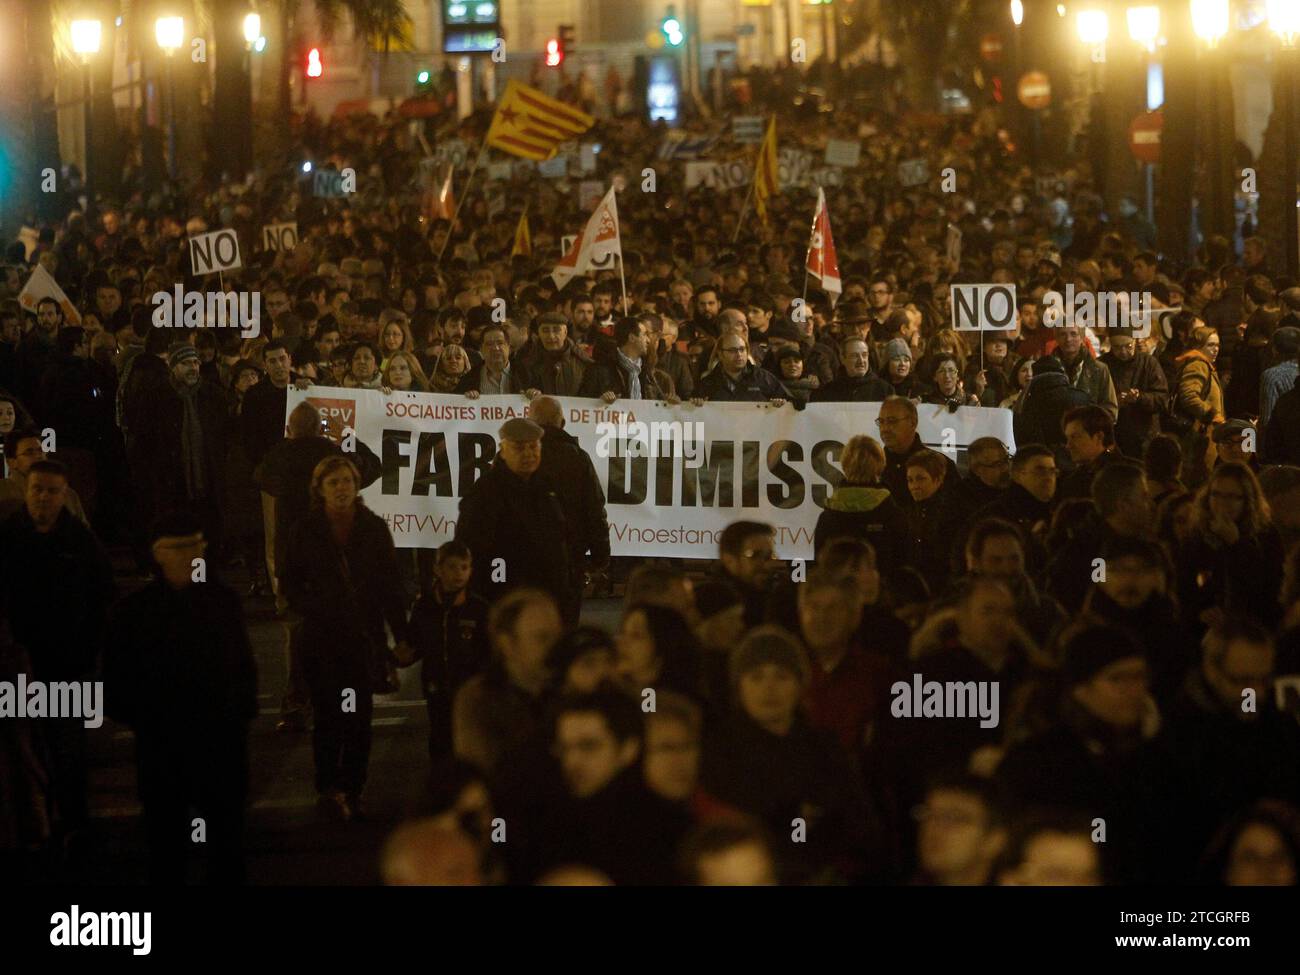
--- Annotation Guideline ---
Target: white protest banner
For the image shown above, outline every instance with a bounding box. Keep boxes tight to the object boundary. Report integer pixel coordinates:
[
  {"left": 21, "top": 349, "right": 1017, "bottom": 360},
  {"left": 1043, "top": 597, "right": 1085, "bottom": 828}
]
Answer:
[
  {"left": 578, "top": 180, "right": 605, "bottom": 211},
  {"left": 538, "top": 156, "right": 568, "bottom": 179},
  {"left": 18, "top": 265, "right": 81, "bottom": 324},
  {"left": 810, "top": 166, "right": 844, "bottom": 188},
  {"left": 262, "top": 222, "right": 299, "bottom": 252},
  {"left": 897, "top": 158, "right": 930, "bottom": 187},
  {"left": 188, "top": 229, "right": 242, "bottom": 274},
  {"left": 685, "top": 160, "right": 750, "bottom": 191},
  {"left": 952, "top": 283, "right": 1017, "bottom": 331},
  {"left": 824, "top": 138, "right": 861, "bottom": 168},
  {"left": 684, "top": 161, "right": 716, "bottom": 190},
  {"left": 312, "top": 168, "right": 348, "bottom": 197},
  {"left": 945, "top": 224, "right": 963, "bottom": 266},
  {"left": 732, "top": 116, "right": 765, "bottom": 144},
  {"left": 285, "top": 388, "right": 1015, "bottom": 560},
  {"left": 434, "top": 138, "right": 469, "bottom": 170},
  {"left": 778, "top": 147, "right": 812, "bottom": 188}
]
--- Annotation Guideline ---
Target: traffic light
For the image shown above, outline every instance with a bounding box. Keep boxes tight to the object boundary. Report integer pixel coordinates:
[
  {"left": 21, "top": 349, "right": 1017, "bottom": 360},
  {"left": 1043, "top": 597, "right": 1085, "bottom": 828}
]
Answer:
[
  {"left": 545, "top": 37, "right": 563, "bottom": 67},
  {"left": 415, "top": 68, "right": 432, "bottom": 92},
  {"left": 306, "top": 47, "right": 322, "bottom": 78},
  {"left": 661, "top": 6, "right": 684, "bottom": 47}
]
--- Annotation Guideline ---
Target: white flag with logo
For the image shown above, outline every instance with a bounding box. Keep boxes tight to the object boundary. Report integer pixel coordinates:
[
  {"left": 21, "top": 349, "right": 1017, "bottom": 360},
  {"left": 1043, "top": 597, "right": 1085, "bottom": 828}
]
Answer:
[
  {"left": 552, "top": 187, "right": 622, "bottom": 289},
  {"left": 18, "top": 264, "right": 81, "bottom": 325}
]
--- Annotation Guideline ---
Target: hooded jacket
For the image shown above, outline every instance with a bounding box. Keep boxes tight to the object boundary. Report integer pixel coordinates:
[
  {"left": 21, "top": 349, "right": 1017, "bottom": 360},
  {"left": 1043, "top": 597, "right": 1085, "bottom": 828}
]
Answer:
[
  {"left": 813, "top": 483, "right": 907, "bottom": 568},
  {"left": 1173, "top": 348, "right": 1224, "bottom": 424}
]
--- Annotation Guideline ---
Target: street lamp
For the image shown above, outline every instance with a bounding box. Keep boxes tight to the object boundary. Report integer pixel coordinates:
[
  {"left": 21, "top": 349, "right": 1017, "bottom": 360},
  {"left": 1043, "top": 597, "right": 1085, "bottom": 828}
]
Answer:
[
  {"left": 1011, "top": 0, "right": 1024, "bottom": 27},
  {"left": 1190, "top": 0, "right": 1229, "bottom": 48},
  {"left": 243, "top": 13, "right": 261, "bottom": 48},
  {"left": 1270, "top": 0, "right": 1300, "bottom": 278},
  {"left": 70, "top": 20, "right": 101, "bottom": 218},
  {"left": 1126, "top": 6, "right": 1159, "bottom": 52},
  {"left": 156, "top": 17, "right": 184, "bottom": 181},
  {"left": 1076, "top": 9, "right": 1109, "bottom": 45}
]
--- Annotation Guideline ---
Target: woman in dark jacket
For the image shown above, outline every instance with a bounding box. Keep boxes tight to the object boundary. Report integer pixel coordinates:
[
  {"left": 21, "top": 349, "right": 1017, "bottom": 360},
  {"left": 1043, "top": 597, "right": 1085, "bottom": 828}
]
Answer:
[
  {"left": 1177, "top": 461, "right": 1284, "bottom": 630},
  {"left": 281, "top": 455, "right": 411, "bottom": 822},
  {"left": 813, "top": 434, "right": 907, "bottom": 569}
]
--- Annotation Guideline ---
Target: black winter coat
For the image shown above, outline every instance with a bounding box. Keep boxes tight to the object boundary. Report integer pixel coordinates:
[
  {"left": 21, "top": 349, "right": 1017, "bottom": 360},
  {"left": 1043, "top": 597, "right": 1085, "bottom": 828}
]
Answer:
[
  {"left": 103, "top": 579, "right": 258, "bottom": 735},
  {"left": 409, "top": 586, "right": 490, "bottom": 695},
  {"left": 128, "top": 377, "right": 230, "bottom": 507},
  {"left": 0, "top": 507, "right": 115, "bottom": 681},
  {"left": 695, "top": 363, "right": 793, "bottom": 404},
  {"left": 455, "top": 460, "right": 575, "bottom": 607},
  {"left": 810, "top": 372, "right": 892, "bottom": 403},
  {"left": 1015, "top": 371, "right": 1092, "bottom": 449},
  {"left": 1100, "top": 350, "right": 1168, "bottom": 456},
  {"left": 539, "top": 426, "right": 610, "bottom": 570},
  {"left": 281, "top": 506, "right": 410, "bottom": 672}
]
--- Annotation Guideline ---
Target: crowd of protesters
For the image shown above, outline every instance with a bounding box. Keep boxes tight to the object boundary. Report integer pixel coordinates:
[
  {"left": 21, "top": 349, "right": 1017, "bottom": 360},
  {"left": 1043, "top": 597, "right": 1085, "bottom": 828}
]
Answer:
[{"left": 2, "top": 81, "right": 1300, "bottom": 887}]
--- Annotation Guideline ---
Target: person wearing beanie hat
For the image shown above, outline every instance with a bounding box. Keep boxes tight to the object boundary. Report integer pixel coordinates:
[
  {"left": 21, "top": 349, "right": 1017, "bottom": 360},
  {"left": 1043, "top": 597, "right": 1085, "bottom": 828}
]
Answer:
[
  {"left": 1081, "top": 537, "right": 1190, "bottom": 706},
  {"left": 882, "top": 336, "right": 927, "bottom": 399},
  {"left": 995, "top": 623, "right": 1159, "bottom": 882},
  {"left": 704, "top": 625, "right": 871, "bottom": 881},
  {"left": 102, "top": 502, "right": 258, "bottom": 883}
]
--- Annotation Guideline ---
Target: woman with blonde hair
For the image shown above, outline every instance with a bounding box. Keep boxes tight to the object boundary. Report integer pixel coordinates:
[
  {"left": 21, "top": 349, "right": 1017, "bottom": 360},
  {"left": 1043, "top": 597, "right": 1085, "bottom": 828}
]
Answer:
[
  {"left": 812, "top": 434, "right": 906, "bottom": 566},
  {"left": 381, "top": 350, "right": 430, "bottom": 393},
  {"left": 1177, "top": 461, "right": 1283, "bottom": 627},
  {"left": 429, "top": 343, "right": 471, "bottom": 394},
  {"left": 281, "top": 455, "right": 411, "bottom": 823}
]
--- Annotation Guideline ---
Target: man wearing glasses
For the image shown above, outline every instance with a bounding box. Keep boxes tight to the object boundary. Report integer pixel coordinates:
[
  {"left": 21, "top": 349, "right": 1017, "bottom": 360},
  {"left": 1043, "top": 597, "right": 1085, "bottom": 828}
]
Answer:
[
  {"left": 953, "top": 437, "right": 1012, "bottom": 514},
  {"left": 693, "top": 335, "right": 791, "bottom": 408},
  {"left": 877, "top": 396, "right": 957, "bottom": 506},
  {"left": 712, "top": 520, "right": 779, "bottom": 628}
]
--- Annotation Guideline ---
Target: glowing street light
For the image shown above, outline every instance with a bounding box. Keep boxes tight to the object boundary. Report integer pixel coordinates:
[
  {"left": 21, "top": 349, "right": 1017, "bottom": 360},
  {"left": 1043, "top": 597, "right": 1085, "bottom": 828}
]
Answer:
[
  {"left": 1076, "top": 9, "right": 1109, "bottom": 44},
  {"left": 155, "top": 16, "right": 184, "bottom": 54},
  {"left": 1126, "top": 6, "right": 1160, "bottom": 50},
  {"left": 1011, "top": 1, "right": 1024, "bottom": 27},
  {"left": 243, "top": 13, "right": 261, "bottom": 47},
  {"left": 1269, "top": 0, "right": 1300, "bottom": 48},
  {"left": 1190, "top": 0, "right": 1229, "bottom": 47},
  {"left": 70, "top": 19, "right": 102, "bottom": 60}
]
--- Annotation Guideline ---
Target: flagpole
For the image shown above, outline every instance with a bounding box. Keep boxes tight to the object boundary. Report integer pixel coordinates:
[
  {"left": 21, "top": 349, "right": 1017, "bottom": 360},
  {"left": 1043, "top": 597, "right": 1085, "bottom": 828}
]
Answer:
[
  {"left": 436, "top": 139, "right": 488, "bottom": 263},
  {"left": 732, "top": 177, "right": 756, "bottom": 244}
]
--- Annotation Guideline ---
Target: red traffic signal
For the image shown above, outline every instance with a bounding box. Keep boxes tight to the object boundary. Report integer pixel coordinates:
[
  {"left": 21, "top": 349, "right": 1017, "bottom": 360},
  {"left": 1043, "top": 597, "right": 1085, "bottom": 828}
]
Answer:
[
  {"left": 545, "top": 38, "right": 562, "bottom": 67},
  {"left": 306, "top": 47, "right": 323, "bottom": 78}
]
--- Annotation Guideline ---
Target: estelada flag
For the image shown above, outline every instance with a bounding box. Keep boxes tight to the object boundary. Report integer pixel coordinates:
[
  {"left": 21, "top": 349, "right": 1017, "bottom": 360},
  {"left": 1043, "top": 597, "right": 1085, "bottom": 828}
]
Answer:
[
  {"left": 511, "top": 212, "right": 532, "bottom": 258},
  {"left": 805, "top": 186, "right": 841, "bottom": 305},
  {"left": 425, "top": 164, "right": 455, "bottom": 221},
  {"left": 487, "top": 80, "right": 594, "bottom": 161},
  {"left": 753, "top": 116, "right": 779, "bottom": 223},
  {"left": 552, "top": 187, "right": 621, "bottom": 289},
  {"left": 18, "top": 264, "right": 81, "bottom": 325}
]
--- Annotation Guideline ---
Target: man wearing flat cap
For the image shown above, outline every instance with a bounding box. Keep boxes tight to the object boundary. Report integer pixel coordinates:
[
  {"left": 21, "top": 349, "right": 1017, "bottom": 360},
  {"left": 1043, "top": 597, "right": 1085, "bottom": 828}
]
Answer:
[
  {"left": 128, "top": 341, "right": 230, "bottom": 556},
  {"left": 455, "top": 416, "right": 579, "bottom": 623}
]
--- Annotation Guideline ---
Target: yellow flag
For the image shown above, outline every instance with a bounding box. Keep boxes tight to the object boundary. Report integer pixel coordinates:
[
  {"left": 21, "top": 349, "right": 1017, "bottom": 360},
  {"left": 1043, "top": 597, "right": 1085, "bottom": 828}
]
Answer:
[
  {"left": 511, "top": 212, "right": 532, "bottom": 257},
  {"left": 753, "top": 116, "right": 779, "bottom": 223},
  {"left": 487, "top": 80, "right": 595, "bottom": 161}
]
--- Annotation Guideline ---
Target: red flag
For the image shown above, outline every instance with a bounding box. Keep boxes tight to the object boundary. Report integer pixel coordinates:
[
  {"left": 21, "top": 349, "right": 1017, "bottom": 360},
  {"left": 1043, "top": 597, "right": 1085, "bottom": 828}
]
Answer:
[
  {"left": 805, "top": 186, "right": 841, "bottom": 305},
  {"left": 552, "top": 187, "right": 622, "bottom": 289}
]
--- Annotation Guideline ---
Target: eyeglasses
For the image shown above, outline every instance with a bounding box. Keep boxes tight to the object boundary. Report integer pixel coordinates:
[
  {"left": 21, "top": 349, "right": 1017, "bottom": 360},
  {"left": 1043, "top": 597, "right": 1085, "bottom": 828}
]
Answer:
[
  {"left": 721, "top": 346, "right": 747, "bottom": 354},
  {"left": 876, "top": 416, "right": 908, "bottom": 426},
  {"left": 740, "top": 547, "right": 775, "bottom": 560}
]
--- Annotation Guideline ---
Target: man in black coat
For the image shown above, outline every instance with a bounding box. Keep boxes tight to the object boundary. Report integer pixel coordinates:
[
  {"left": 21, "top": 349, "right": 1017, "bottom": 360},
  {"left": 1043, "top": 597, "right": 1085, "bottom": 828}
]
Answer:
[
  {"left": 876, "top": 396, "right": 957, "bottom": 507},
  {"left": 1014, "top": 357, "right": 1092, "bottom": 462},
  {"left": 1263, "top": 382, "right": 1300, "bottom": 465},
  {"left": 128, "top": 344, "right": 229, "bottom": 557},
  {"left": 0, "top": 459, "right": 115, "bottom": 845},
  {"left": 810, "top": 336, "right": 892, "bottom": 403},
  {"left": 1100, "top": 328, "right": 1167, "bottom": 457},
  {"left": 530, "top": 397, "right": 610, "bottom": 594},
  {"left": 103, "top": 511, "right": 258, "bottom": 884},
  {"left": 694, "top": 331, "right": 792, "bottom": 405},
  {"left": 577, "top": 317, "right": 664, "bottom": 402},
  {"left": 455, "top": 417, "right": 577, "bottom": 622}
]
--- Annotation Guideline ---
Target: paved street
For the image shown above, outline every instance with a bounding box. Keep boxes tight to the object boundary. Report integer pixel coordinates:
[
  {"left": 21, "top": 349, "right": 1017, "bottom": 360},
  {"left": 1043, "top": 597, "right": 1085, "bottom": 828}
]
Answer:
[{"left": 61, "top": 568, "right": 621, "bottom": 886}]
